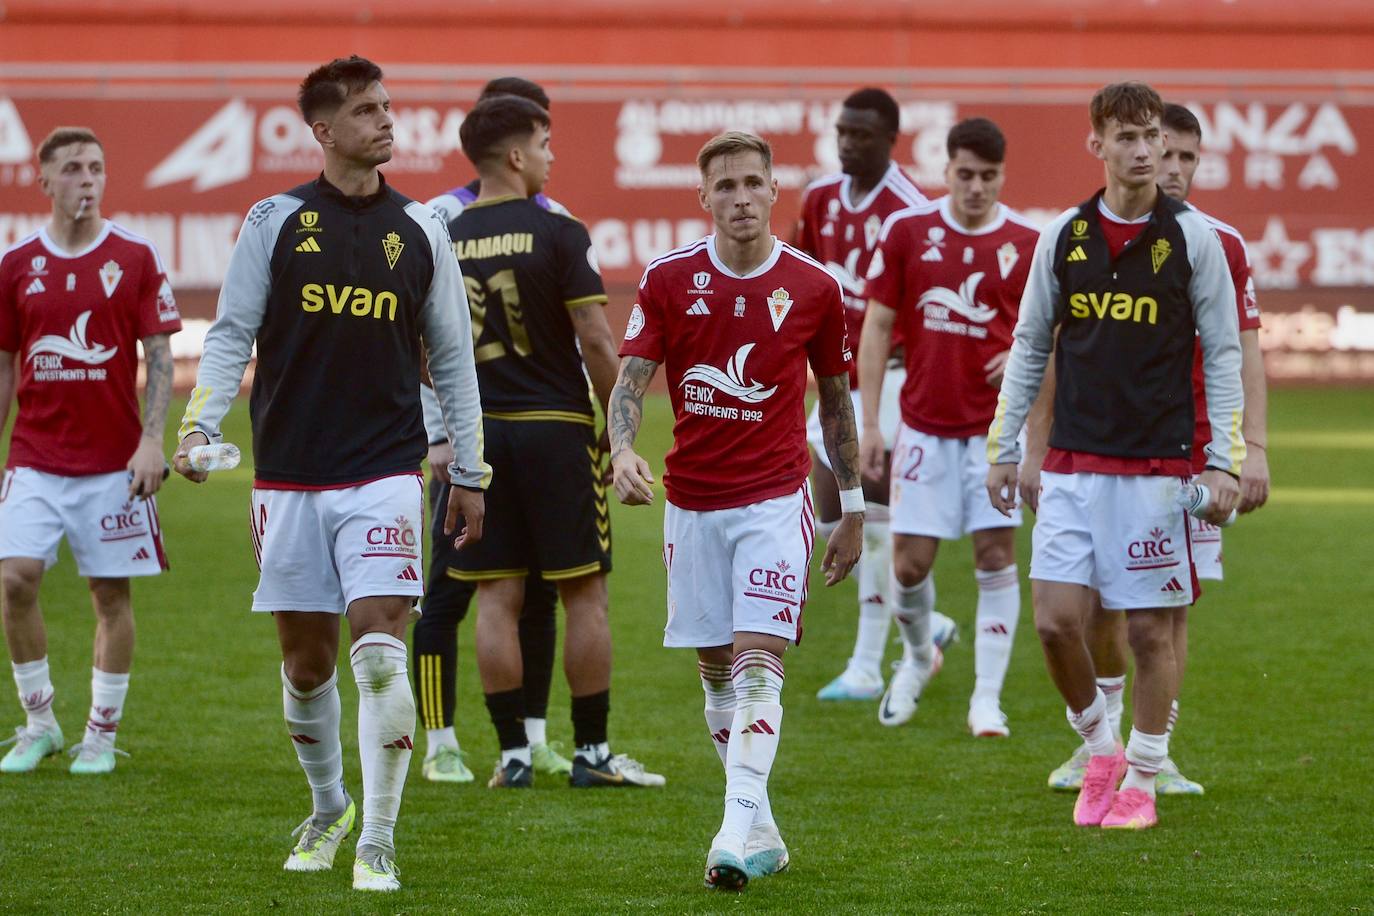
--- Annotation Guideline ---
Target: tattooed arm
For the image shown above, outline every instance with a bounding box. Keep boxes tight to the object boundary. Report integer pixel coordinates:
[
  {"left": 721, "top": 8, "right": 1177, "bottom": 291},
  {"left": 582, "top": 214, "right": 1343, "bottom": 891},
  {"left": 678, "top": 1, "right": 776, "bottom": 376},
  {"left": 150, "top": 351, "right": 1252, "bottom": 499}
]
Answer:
[
  {"left": 129, "top": 333, "right": 173, "bottom": 499},
  {"left": 608, "top": 355, "right": 660, "bottom": 506},
  {"left": 816, "top": 371, "right": 864, "bottom": 585}
]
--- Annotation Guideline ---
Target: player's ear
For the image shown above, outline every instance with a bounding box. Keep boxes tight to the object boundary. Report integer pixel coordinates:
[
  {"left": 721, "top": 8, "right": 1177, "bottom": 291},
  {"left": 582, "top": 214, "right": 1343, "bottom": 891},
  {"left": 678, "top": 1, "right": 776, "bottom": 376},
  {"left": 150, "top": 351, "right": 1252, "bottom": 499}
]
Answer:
[
  {"left": 697, "top": 183, "right": 709, "bottom": 212},
  {"left": 769, "top": 177, "right": 779, "bottom": 204},
  {"left": 1086, "top": 130, "right": 1104, "bottom": 161},
  {"left": 508, "top": 142, "right": 524, "bottom": 174},
  {"left": 311, "top": 119, "right": 334, "bottom": 149}
]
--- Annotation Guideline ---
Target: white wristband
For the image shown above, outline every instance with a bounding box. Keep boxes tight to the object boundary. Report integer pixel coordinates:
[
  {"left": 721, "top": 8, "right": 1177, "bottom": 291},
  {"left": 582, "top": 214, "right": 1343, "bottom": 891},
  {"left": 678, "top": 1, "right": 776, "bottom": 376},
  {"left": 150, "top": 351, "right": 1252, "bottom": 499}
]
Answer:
[{"left": 839, "top": 488, "right": 865, "bottom": 514}]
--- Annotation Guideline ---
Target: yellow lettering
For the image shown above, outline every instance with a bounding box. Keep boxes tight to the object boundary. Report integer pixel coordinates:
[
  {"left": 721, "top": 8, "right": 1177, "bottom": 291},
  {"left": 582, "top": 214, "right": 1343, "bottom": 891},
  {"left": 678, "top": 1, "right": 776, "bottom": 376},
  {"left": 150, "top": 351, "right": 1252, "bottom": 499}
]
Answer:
[
  {"left": 1136, "top": 296, "right": 1158, "bottom": 324},
  {"left": 1089, "top": 293, "right": 1109, "bottom": 319},
  {"left": 1069, "top": 293, "right": 1088, "bottom": 318},
  {"left": 350, "top": 288, "right": 374, "bottom": 316},
  {"left": 375, "top": 291, "right": 398, "bottom": 321},
  {"left": 300, "top": 284, "right": 399, "bottom": 320},
  {"left": 326, "top": 285, "right": 351, "bottom": 314},
  {"left": 301, "top": 283, "right": 324, "bottom": 312},
  {"left": 1111, "top": 293, "right": 1133, "bottom": 320}
]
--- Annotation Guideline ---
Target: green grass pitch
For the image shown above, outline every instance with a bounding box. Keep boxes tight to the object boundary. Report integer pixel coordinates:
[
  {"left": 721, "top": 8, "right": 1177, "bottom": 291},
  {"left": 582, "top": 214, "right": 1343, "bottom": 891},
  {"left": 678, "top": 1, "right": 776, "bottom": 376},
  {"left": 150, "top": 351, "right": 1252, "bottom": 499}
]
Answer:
[{"left": 0, "top": 389, "right": 1370, "bottom": 913}]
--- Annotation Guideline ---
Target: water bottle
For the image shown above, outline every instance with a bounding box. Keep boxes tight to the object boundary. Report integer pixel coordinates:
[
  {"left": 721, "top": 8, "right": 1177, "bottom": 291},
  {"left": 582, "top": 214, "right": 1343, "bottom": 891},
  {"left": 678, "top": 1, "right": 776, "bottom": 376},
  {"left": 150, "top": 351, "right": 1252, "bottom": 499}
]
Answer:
[
  {"left": 187, "top": 443, "right": 241, "bottom": 472},
  {"left": 1175, "top": 482, "right": 1237, "bottom": 528}
]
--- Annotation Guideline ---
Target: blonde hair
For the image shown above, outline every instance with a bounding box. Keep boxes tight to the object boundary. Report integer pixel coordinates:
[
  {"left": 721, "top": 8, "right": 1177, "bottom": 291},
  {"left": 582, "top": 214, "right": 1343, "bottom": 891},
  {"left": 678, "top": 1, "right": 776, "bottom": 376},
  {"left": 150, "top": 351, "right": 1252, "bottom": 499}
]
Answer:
[{"left": 696, "top": 130, "right": 772, "bottom": 176}]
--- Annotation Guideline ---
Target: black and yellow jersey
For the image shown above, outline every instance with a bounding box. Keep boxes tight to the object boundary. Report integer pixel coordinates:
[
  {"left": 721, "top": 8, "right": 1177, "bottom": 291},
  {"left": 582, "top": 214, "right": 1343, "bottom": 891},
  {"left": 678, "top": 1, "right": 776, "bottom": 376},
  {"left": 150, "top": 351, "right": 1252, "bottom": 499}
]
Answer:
[{"left": 449, "top": 196, "right": 607, "bottom": 423}]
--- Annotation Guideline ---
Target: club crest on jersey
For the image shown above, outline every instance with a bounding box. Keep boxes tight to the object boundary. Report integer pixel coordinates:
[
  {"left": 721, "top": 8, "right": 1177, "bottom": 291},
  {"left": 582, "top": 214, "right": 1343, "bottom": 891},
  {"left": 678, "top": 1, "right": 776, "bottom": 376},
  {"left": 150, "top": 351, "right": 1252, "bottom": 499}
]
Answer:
[
  {"left": 28, "top": 256, "right": 47, "bottom": 277},
  {"left": 734, "top": 295, "right": 746, "bottom": 318},
  {"left": 99, "top": 260, "right": 123, "bottom": 298},
  {"left": 864, "top": 214, "right": 883, "bottom": 250},
  {"left": 382, "top": 232, "right": 404, "bottom": 270},
  {"left": 297, "top": 211, "right": 322, "bottom": 233},
  {"left": 766, "top": 288, "right": 793, "bottom": 331},
  {"left": 1150, "top": 238, "right": 1172, "bottom": 274},
  {"left": 1071, "top": 219, "right": 1089, "bottom": 240},
  {"left": 997, "top": 241, "right": 1019, "bottom": 280}
]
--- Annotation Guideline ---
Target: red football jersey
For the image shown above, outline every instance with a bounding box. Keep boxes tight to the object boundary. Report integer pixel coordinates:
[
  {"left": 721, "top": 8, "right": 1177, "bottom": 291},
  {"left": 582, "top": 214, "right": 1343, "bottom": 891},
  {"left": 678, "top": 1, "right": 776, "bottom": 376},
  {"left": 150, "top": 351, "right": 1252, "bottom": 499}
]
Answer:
[
  {"left": 620, "top": 236, "right": 851, "bottom": 511},
  {"left": 794, "top": 163, "right": 928, "bottom": 387},
  {"left": 0, "top": 222, "right": 180, "bottom": 475},
  {"left": 1190, "top": 209, "right": 1261, "bottom": 473},
  {"left": 866, "top": 198, "right": 1039, "bottom": 438}
]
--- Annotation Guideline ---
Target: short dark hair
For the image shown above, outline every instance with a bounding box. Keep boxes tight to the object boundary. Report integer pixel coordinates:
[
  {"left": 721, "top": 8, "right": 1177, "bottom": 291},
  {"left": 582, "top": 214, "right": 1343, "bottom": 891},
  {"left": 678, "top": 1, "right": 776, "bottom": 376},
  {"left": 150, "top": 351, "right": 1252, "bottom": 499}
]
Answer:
[
  {"left": 480, "top": 77, "right": 551, "bottom": 112},
  {"left": 696, "top": 130, "right": 772, "bottom": 176},
  {"left": 459, "top": 95, "right": 551, "bottom": 167},
  {"left": 1090, "top": 82, "right": 1163, "bottom": 135},
  {"left": 946, "top": 118, "right": 1005, "bottom": 163},
  {"left": 298, "top": 55, "right": 384, "bottom": 124},
  {"left": 842, "top": 87, "right": 900, "bottom": 136},
  {"left": 1162, "top": 102, "right": 1203, "bottom": 143},
  {"left": 38, "top": 127, "right": 101, "bottom": 164}
]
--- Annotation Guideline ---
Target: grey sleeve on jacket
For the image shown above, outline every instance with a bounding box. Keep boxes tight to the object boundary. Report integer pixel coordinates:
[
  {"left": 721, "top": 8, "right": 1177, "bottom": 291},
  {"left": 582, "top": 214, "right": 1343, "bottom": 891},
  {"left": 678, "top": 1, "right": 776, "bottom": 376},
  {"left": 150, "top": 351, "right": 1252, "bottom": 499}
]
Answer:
[
  {"left": 986, "top": 209, "right": 1075, "bottom": 465},
  {"left": 178, "top": 195, "right": 298, "bottom": 442},
  {"left": 1181, "top": 211, "right": 1247, "bottom": 474},
  {"left": 419, "top": 383, "right": 446, "bottom": 444},
  {"left": 407, "top": 202, "right": 492, "bottom": 490}
]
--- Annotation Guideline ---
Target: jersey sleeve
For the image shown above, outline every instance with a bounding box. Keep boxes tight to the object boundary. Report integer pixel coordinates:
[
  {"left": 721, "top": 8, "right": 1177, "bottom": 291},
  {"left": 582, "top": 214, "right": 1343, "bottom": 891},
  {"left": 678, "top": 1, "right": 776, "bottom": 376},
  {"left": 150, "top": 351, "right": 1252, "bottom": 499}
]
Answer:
[
  {"left": 136, "top": 243, "right": 181, "bottom": 338},
  {"left": 793, "top": 188, "right": 817, "bottom": 255},
  {"left": 180, "top": 196, "right": 291, "bottom": 442},
  {"left": 1221, "top": 233, "right": 1262, "bottom": 331},
  {"left": 0, "top": 257, "right": 19, "bottom": 353},
  {"left": 410, "top": 202, "right": 492, "bottom": 491},
  {"left": 864, "top": 216, "right": 906, "bottom": 312},
  {"left": 1183, "top": 213, "right": 1245, "bottom": 475},
  {"left": 986, "top": 210, "right": 1073, "bottom": 465},
  {"left": 807, "top": 274, "right": 852, "bottom": 377},
  {"left": 558, "top": 218, "right": 608, "bottom": 309},
  {"left": 618, "top": 267, "right": 666, "bottom": 363}
]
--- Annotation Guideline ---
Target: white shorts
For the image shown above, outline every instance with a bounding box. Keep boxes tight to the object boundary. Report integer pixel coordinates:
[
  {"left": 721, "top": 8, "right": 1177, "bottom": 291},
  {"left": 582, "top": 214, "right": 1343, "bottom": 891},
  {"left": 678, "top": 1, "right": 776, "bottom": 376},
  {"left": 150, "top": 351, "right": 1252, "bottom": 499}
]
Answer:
[
  {"left": 1188, "top": 513, "right": 1223, "bottom": 581},
  {"left": 0, "top": 468, "right": 166, "bottom": 578},
  {"left": 889, "top": 424, "right": 1020, "bottom": 539},
  {"left": 807, "top": 365, "right": 905, "bottom": 469},
  {"left": 1031, "top": 472, "right": 1195, "bottom": 611},
  {"left": 662, "top": 484, "right": 816, "bottom": 648},
  {"left": 251, "top": 474, "right": 425, "bottom": 614}
]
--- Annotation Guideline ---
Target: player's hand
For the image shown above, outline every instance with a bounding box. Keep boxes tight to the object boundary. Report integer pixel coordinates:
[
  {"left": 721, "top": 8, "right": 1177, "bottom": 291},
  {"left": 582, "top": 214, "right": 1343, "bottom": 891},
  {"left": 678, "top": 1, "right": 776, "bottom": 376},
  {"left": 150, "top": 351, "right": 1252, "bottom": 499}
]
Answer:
[
  {"left": 986, "top": 462, "right": 1019, "bottom": 517},
  {"left": 1197, "top": 468, "right": 1240, "bottom": 526},
  {"left": 859, "top": 426, "right": 886, "bottom": 482},
  {"left": 1018, "top": 453, "right": 1046, "bottom": 513},
  {"left": 172, "top": 431, "right": 210, "bottom": 484},
  {"left": 821, "top": 512, "right": 863, "bottom": 586},
  {"left": 983, "top": 349, "right": 1011, "bottom": 388},
  {"left": 1238, "top": 445, "right": 1270, "bottom": 514},
  {"left": 611, "top": 449, "right": 654, "bottom": 506},
  {"left": 127, "top": 436, "right": 168, "bottom": 500},
  {"left": 445, "top": 485, "right": 485, "bottom": 550},
  {"left": 427, "top": 441, "right": 453, "bottom": 485}
]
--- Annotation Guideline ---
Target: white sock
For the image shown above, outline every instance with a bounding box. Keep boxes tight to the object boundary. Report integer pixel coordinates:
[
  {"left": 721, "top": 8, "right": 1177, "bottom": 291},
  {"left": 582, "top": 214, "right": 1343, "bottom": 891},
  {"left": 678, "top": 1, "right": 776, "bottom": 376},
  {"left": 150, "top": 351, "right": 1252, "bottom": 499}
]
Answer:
[
  {"left": 84, "top": 668, "right": 130, "bottom": 752},
  {"left": 1066, "top": 688, "right": 1117, "bottom": 758},
  {"left": 972, "top": 565, "right": 1019, "bottom": 703},
  {"left": 719, "top": 650, "right": 784, "bottom": 847},
  {"left": 1122, "top": 727, "right": 1169, "bottom": 796},
  {"left": 525, "top": 717, "right": 548, "bottom": 747},
  {"left": 501, "top": 746, "right": 532, "bottom": 767},
  {"left": 891, "top": 573, "right": 936, "bottom": 669},
  {"left": 701, "top": 660, "right": 775, "bottom": 829},
  {"left": 576, "top": 741, "right": 610, "bottom": 763},
  {"left": 281, "top": 665, "right": 347, "bottom": 818},
  {"left": 12, "top": 657, "right": 57, "bottom": 732},
  {"left": 351, "top": 634, "right": 414, "bottom": 853},
  {"left": 1166, "top": 699, "right": 1180, "bottom": 741},
  {"left": 425, "top": 726, "right": 459, "bottom": 759},
  {"left": 849, "top": 507, "right": 892, "bottom": 679},
  {"left": 1098, "top": 675, "right": 1127, "bottom": 742}
]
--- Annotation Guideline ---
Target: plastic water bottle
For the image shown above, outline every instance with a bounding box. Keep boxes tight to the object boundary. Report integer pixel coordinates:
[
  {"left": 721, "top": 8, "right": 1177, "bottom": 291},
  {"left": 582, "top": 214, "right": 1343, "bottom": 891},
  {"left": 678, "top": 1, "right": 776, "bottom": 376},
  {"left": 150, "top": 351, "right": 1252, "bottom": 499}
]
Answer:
[
  {"left": 188, "top": 443, "right": 241, "bottom": 472},
  {"left": 1175, "top": 482, "right": 1237, "bottom": 528}
]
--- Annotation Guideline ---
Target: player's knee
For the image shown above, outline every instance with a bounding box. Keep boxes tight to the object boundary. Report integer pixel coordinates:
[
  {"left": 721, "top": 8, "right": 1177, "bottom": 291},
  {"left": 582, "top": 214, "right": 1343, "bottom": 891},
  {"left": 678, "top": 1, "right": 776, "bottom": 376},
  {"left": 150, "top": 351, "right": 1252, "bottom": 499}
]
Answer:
[
  {"left": 1126, "top": 613, "right": 1174, "bottom": 660},
  {"left": 0, "top": 564, "right": 41, "bottom": 607},
  {"left": 972, "top": 539, "right": 1015, "bottom": 572},
  {"left": 1034, "top": 606, "right": 1082, "bottom": 649},
  {"left": 283, "top": 653, "right": 337, "bottom": 692},
  {"left": 892, "top": 552, "right": 931, "bottom": 588},
  {"left": 88, "top": 578, "right": 131, "bottom": 618}
]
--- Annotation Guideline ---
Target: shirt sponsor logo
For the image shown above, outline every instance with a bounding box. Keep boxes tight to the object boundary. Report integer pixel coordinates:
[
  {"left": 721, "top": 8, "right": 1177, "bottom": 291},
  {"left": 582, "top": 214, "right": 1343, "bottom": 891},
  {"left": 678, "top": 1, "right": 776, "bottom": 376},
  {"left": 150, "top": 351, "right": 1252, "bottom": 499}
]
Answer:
[
  {"left": 916, "top": 272, "right": 997, "bottom": 338},
  {"left": 300, "top": 283, "right": 400, "bottom": 321},
  {"left": 156, "top": 278, "right": 180, "bottom": 322},
  {"left": 27, "top": 310, "right": 117, "bottom": 381},
  {"left": 680, "top": 343, "right": 775, "bottom": 421},
  {"left": 1068, "top": 291, "right": 1159, "bottom": 325},
  {"left": 1126, "top": 526, "right": 1179, "bottom": 571},
  {"left": 364, "top": 515, "right": 418, "bottom": 557},
  {"left": 745, "top": 559, "right": 799, "bottom": 605},
  {"left": 100, "top": 502, "right": 148, "bottom": 542}
]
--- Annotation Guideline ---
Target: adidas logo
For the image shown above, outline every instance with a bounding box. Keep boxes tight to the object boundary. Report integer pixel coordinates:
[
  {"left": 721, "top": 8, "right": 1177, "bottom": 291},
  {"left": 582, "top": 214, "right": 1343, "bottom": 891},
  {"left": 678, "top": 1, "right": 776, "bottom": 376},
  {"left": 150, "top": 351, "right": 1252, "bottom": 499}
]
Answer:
[
  {"left": 771, "top": 607, "right": 795, "bottom": 624},
  {"left": 383, "top": 735, "right": 414, "bottom": 750},
  {"left": 290, "top": 733, "right": 320, "bottom": 745},
  {"left": 396, "top": 565, "right": 419, "bottom": 581},
  {"left": 686, "top": 297, "right": 710, "bottom": 316},
  {"left": 920, "top": 246, "right": 942, "bottom": 262},
  {"left": 25, "top": 277, "right": 44, "bottom": 295},
  {"left": 1066, "top": 245, "right": 1088, "bottom": 262},
  {"left": 710, "top": 728, "right": 731, "bottom": 745},
  {"left": 982, "top": 623, "right": 1010, "bottom": 636},
  {"left": 295, "top": 237, "right": 322, "bottom": 253},
  {"left": 1160, "top": 577, "right": 1185, "bottom": 593},
  {"left": 743, "top": 719, "right": 775, "bottom": 735},
  {"left": 130, "top": 547, "right": 151, "bottom": 561}
]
